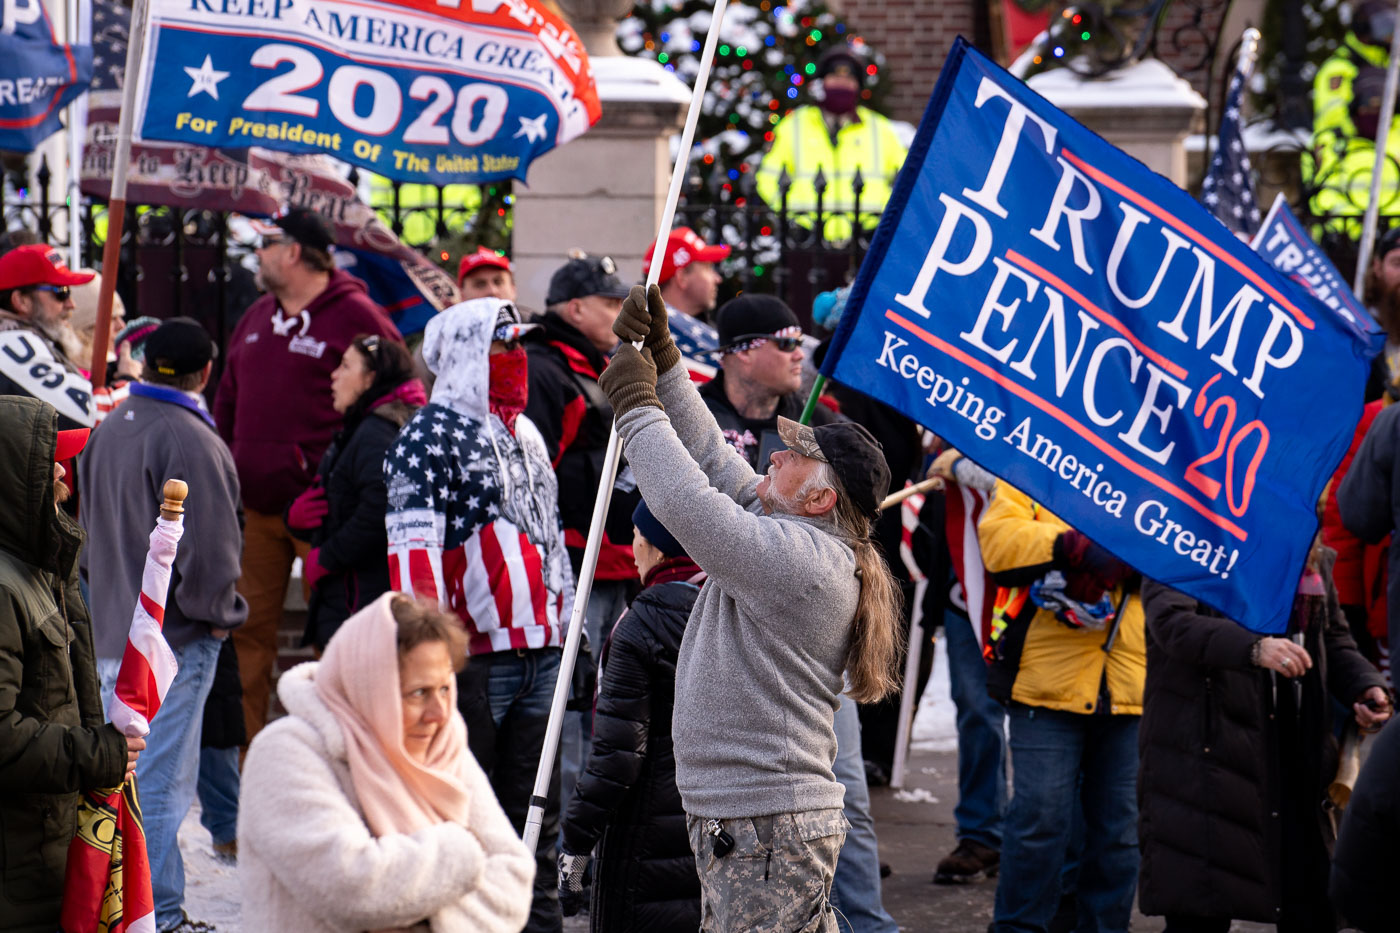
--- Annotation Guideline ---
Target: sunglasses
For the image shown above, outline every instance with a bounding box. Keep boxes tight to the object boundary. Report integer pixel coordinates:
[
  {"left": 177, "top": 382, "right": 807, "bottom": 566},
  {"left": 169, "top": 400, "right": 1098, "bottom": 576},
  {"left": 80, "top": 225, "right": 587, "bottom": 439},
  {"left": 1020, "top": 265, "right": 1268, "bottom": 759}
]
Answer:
[
  {"left": 725, "top": 333, "right": 802, "bottom": 353},
  {"left": 33, "top": 285, "right": 71, "bottom": 301},
  {"left": 256, "top": 235, "right": 290, "bottom": 250}
]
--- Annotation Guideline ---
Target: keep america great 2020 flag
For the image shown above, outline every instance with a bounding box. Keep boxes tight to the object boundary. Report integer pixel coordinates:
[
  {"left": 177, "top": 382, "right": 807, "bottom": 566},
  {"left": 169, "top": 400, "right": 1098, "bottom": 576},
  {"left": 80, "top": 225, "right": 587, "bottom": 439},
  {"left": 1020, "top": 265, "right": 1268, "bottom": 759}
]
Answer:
[{"left": 821, "top": 39, "right": 1383, "bottom": 635}]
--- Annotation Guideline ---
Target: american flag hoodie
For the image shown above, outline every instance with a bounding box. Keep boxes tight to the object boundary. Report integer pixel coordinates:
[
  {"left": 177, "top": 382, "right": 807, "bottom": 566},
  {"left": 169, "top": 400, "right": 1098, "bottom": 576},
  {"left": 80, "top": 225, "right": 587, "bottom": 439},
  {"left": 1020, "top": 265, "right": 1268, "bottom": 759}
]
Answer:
[{"left": 385, "top": 298, "right": 575, "bottom": 656}]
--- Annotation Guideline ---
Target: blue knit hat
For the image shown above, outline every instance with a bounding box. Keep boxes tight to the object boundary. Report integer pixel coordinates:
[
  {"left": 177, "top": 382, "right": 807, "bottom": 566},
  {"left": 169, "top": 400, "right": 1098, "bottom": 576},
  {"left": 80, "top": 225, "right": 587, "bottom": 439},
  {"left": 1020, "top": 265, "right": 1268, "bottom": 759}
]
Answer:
[{"left": 632, "top": 499, "right": 686, "bottom": 559}]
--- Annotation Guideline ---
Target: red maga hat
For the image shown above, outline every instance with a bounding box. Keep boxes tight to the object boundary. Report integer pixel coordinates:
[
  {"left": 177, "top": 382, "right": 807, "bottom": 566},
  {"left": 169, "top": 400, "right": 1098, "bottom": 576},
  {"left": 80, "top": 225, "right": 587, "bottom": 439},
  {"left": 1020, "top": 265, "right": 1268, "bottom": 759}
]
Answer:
[
  {"left": 458, "top": 247, "right": 512, "bottom": 284},
  {"left": 643, "top": 228, "right": 730, "bottom": 283},
  {"left": 55, "top": 428, "right": 90, "bottom": 461},
  {"left": 0, "top": 244, "right": 96, "bottom": 291}
]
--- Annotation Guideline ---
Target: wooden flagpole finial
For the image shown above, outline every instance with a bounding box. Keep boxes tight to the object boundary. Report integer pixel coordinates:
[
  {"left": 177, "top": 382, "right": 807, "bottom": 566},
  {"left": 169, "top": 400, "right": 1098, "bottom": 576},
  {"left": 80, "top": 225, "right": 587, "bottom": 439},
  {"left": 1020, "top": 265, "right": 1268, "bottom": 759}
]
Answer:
[{"left": 161, "top": 479, "right": 188, "bottom": 521}]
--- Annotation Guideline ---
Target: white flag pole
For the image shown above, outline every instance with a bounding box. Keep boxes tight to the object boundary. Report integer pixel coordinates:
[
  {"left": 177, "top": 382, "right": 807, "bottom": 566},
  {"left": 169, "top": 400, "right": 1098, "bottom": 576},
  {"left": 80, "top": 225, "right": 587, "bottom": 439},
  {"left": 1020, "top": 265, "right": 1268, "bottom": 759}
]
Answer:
[
  {"left": 66, "top": 0, "right": 87, "bottom": 270},
  {"left": 1353, "top": 0, "right": 1400, "bottom": 297},
  {"left": 89, "top": 0, "right": 150, "bottom": 387},
  {"left": 521, "top": 0, "right": 731, "bottom": 855}
]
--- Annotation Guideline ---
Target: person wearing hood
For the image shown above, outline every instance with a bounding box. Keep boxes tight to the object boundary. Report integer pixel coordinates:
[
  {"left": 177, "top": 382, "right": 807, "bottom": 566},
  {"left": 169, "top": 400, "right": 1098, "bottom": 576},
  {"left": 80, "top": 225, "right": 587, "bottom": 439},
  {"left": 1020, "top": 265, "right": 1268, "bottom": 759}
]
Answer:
[
  {"left": 386, "top": 296, "right": 574, "bottom": 933},
  {"left": 213, "top": 207, "right": 402, "bottom": 745},
  {"left": 0, "top": 397, "right": 139, "bottom": 932},
  {"left": 557, "top": 499, "right": 706, "bottom": 931},
  {"left": 238, "top": 593, "right": 535, "bottom": 933},
  {"left": 287, "top": 333, "right": 427, "bottom": 650},
  {"left": 755, "top": 43, "right": 908, "bottom": 243}
]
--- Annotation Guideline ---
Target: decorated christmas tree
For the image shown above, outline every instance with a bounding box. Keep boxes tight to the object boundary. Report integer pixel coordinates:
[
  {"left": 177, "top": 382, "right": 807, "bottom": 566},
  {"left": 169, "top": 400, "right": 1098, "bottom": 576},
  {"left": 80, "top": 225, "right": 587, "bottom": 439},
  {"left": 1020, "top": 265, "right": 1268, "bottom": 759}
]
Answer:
[{"left": 618, "top": 0, "right": 893, "bottom": 197}]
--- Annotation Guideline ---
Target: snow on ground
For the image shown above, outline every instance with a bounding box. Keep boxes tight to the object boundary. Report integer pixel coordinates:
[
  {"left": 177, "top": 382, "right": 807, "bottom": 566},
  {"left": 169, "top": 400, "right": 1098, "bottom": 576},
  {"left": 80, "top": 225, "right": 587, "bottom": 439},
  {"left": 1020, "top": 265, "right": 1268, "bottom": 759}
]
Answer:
[
  {"left": 911, "top": 633, "right": 957, "bottom": 753},
  {"left": 180, "top": 804, "right": 241, "bottom": 931}
]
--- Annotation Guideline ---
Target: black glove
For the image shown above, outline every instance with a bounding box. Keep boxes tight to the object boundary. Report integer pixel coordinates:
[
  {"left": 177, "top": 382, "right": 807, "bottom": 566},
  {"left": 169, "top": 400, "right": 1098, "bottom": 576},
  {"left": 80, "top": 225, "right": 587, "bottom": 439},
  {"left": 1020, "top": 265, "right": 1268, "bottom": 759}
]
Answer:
[
  {"left": 598, "top": 344, "right": 661, "bottom": 417},
  {"left": 558, "top": 851, "right": 590, "bottom": 917},
  {"left": 613, "top": 283, "right": 680, "bottom": 375}
]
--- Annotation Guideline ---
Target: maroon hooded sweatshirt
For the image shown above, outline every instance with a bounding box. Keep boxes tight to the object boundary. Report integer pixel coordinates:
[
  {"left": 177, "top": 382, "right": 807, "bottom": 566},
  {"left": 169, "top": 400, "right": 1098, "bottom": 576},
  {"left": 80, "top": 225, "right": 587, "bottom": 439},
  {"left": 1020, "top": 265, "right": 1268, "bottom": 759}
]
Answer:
[{"left": 214, "top": 269, "right": 402, "bottom": 515}]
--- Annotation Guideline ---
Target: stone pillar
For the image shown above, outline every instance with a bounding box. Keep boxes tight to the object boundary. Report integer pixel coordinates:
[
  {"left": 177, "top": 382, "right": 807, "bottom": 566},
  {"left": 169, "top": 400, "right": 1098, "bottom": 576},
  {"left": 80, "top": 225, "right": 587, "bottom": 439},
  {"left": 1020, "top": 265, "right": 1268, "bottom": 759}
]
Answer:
[
  {"left": 511, "top": 3, "right": 690, "bottom": 311},
  {"left": 1027, "top": 59, "right": 1205, "bottom": 188}
]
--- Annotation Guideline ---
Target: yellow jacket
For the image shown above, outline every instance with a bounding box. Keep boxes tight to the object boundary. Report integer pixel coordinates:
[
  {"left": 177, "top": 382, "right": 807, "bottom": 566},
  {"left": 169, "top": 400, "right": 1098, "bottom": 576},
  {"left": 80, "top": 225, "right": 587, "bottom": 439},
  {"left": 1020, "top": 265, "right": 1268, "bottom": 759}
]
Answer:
[
  {"left": 755, "top": 105, "right": 907, "bottom": 243},
  {"left": 1310, "top": 33, "right": 1400, "bottom": 224},
  {"left": 977, "top": 482, "right": 1145, "bottom": 716}
]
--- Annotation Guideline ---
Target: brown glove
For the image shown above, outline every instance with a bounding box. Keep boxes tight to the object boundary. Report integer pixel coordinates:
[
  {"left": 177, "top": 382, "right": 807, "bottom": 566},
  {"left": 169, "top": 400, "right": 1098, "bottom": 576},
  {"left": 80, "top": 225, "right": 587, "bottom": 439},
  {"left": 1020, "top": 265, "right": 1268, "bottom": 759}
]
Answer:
[
  {"left": 612, "top": 284, "right": 680, "bottom": 375},
  {"left": 599, "top": 344, "right": 662, "bottom": 417}
]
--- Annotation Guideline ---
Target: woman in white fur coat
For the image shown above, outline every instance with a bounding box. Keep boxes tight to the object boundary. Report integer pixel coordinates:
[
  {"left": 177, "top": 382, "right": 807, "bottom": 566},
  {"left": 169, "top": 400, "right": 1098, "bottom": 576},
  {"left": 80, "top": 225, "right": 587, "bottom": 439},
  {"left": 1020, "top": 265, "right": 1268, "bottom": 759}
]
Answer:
[{"left": 238, "top": 592, "right": 535, "bottom": 933}]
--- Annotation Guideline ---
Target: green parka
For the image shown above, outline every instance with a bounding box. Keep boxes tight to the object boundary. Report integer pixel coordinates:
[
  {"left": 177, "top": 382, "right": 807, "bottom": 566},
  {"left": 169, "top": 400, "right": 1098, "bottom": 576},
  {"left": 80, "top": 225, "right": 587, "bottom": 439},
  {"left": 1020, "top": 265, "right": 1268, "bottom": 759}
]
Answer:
[{"left": 0, "top": 396, "right": 126, "bottom": 932}]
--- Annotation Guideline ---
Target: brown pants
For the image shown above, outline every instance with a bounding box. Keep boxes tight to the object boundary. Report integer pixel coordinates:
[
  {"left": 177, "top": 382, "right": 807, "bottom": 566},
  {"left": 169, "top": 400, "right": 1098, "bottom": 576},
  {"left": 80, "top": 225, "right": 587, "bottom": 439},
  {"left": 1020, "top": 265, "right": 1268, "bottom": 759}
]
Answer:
[{"left": 233, "top": 508, "right": 309, "bottom": 743}]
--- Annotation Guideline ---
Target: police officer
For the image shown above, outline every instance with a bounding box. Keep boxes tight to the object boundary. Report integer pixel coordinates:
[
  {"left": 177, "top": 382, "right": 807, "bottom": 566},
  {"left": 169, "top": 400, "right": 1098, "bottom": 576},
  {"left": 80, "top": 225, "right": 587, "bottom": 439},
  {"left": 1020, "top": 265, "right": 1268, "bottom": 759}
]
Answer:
[{"left": 756, "top": 44, "right": 908, "bottom": 243}]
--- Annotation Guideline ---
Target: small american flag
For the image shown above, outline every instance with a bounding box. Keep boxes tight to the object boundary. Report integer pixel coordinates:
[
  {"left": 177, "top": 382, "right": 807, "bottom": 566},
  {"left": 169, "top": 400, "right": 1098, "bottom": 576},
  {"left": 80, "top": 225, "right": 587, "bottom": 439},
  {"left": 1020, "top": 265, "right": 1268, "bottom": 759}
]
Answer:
[{"left": 1200, "top": 67, "right": 1262, "bottom": 236}]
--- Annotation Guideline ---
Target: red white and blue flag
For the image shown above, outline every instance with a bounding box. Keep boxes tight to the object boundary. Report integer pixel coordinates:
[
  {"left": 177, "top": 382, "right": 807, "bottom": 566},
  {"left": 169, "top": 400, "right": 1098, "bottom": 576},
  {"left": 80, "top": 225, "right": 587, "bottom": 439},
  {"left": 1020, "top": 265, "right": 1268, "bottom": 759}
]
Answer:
[
  {"left": 61, "top": 514, "right": 183, "bottom": 933},
  {"left": 130, "top": 0, "right": 602, "bottom": 184}
]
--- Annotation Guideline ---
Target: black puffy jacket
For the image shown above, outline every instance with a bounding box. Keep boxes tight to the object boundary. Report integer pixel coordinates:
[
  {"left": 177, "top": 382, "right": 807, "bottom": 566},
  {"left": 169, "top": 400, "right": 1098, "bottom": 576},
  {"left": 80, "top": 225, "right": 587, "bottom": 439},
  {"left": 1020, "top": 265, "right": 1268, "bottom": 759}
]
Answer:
[
  {"left": 301, "top": 394, "right": 419, "bottom": 649},
  {"left": 560, "top": 575, "right": 702, "bottom": 932},
  {"left": 1138, "top": 558, "right": 1386, "bottom": 924}
]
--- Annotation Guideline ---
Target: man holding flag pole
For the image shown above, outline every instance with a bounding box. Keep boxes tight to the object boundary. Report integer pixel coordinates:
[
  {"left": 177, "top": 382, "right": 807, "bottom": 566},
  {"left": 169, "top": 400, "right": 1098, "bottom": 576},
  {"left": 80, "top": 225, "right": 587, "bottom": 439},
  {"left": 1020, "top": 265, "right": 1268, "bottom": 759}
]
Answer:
[{"left": 594, "top": 285, "right": 903, "bottom": 931}]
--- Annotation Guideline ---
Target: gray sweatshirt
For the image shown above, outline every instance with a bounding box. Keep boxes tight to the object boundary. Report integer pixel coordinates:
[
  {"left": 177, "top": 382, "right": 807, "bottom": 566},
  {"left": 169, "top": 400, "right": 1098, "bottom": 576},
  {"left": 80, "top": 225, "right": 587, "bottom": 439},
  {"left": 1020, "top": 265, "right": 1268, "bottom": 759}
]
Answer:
[{"left": 615, "top": 365, "right": 858, "bottom": 819}]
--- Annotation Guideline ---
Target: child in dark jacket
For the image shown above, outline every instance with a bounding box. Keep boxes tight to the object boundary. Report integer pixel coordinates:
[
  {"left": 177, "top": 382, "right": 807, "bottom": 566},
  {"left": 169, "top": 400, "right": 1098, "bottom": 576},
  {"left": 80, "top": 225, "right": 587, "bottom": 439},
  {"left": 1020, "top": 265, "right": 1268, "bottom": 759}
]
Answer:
[
  {"left": 558, "top": 500, "right": 704, "bottom": 932},
  {"left": 287, "top": 335, "right": 426, "bottom": 649}
]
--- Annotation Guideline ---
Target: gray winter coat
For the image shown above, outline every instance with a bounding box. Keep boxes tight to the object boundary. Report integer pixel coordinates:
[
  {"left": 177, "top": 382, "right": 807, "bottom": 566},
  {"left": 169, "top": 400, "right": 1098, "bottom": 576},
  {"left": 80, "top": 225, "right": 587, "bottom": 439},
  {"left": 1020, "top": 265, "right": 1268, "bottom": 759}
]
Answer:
[{"left": 615, "top": 365, "right": 858, "bottom": 819}]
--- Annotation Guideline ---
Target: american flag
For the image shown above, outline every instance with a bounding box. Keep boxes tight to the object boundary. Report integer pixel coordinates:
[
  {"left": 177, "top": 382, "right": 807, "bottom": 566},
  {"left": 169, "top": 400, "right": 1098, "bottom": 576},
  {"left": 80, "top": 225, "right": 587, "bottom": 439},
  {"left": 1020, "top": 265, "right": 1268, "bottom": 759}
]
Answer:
[
  {"left": 61, "top": 500, "right": 182, "bottom": 933},
  {"left": 667, "top": 305, "right": 718, "bottom": 381},
  {"left": 1200, "top": 67, "right": 1262, "bottom": 236},
  {"left": 385, "top": 405, "right": 568, "bottom": 656},
  {"left": 90, "top": 0, "right": 127, "bottom": 93}
]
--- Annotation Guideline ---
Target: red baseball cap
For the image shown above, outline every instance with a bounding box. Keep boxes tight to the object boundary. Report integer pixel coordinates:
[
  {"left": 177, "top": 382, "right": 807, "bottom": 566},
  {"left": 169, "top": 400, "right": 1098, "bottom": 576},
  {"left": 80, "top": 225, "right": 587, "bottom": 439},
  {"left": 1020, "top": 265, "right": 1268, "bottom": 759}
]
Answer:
[
  {"left": 55, "top": 428, "right": 90, "bottom": 461},
  {"left": 643, "top": 228, "right": 730, "bottom": 283},
  {"left": 0, "top": 244, "right": 96, "bottom": 291},
  {"left": 458, "top": 247, "right": 512, "bottom": 285}
]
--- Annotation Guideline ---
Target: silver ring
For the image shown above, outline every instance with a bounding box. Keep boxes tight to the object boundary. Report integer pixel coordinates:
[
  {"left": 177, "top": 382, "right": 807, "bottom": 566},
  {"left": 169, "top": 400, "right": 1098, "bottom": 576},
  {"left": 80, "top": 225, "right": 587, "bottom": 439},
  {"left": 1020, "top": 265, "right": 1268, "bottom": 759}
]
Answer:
[{"left": 1282, "top": 659, "right": 1291, "bottom": 668}]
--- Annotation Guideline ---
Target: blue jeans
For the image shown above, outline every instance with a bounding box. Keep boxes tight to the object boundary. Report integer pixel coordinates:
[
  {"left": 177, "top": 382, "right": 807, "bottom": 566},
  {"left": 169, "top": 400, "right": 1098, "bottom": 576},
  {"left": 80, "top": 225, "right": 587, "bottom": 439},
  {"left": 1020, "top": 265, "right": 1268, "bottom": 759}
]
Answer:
[
  {"left": 944, "top": 608, "right": 1007, "bottom": 849},
  {"left": 560, "top": 580, "right": 629, "bottom": 805},
  {"left": 197, "top": 746, "right": 240, "bottom": 847},
  {"left": 992, "top": 704, "right": 1139, "bottom": 933},
  {"left": 830, "top": 695, "right": 898, "bottom": 933},
  {"left": 460, "top": 647, "right": 563, "bottom": 933},
  {"left": 100, "top": 636, "right": 224, "bottom": 932}
]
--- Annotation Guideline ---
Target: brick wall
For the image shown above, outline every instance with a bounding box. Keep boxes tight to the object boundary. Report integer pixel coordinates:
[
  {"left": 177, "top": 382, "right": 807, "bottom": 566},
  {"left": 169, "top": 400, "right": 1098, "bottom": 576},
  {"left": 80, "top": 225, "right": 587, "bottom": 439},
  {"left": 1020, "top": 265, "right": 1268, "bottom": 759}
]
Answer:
[{"left": 838, "top": 0, "right": 978, "bottom": 125}]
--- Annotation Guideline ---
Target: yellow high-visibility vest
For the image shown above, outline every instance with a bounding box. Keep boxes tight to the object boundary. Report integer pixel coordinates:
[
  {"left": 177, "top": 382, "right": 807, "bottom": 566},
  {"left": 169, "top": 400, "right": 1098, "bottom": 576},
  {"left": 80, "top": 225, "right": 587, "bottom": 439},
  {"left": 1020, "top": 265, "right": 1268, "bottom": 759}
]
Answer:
[{"left": 755, "top": 105, "right": 908, "bottom": 243}]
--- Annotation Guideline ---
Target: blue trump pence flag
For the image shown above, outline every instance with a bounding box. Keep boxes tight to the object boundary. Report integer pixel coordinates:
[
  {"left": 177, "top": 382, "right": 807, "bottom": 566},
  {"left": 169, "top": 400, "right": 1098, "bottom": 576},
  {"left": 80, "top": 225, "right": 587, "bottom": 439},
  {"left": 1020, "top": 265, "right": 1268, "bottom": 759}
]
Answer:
[
  {"left": 821, "top": 39, "right": 1383, "bottom": 634},
  {"left": 1252, "top": 193, "right": 1371, "bottom": 336}
]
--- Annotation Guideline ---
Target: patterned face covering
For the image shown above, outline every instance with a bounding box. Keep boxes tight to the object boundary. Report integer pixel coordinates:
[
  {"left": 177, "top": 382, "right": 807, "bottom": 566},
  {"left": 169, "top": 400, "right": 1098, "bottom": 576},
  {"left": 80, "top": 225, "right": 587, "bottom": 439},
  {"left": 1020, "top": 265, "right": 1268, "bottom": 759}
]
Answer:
[{"left": 488, "top": 347, "right": 529, "bottom": 432}]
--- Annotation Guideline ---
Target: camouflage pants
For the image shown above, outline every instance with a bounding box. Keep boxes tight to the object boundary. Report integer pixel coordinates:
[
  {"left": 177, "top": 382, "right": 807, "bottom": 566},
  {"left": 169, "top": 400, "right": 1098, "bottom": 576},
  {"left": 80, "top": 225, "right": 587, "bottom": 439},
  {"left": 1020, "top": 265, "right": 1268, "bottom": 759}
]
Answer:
[{"left": 686, "top": 809, "right": 849, "bottom": 932}]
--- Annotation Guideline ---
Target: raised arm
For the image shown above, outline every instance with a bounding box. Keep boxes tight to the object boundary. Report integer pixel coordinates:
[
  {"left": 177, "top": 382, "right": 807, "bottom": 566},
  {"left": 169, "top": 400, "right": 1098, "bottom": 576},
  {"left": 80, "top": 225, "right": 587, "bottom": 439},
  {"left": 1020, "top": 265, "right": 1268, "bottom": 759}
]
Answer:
[{"left": 613, "top": 285, "right": 759, "bottom": 503}]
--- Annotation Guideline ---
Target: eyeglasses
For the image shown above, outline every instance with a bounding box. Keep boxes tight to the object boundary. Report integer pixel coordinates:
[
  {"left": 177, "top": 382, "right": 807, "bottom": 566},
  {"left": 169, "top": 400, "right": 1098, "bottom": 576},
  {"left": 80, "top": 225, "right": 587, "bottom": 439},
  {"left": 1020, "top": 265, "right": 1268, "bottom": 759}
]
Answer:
[
  {"left": 256, "top": 235, "right": 290, "bottom": 250},
  {"left": 33, "top": 285, "right": 71, "bottom": 301}
]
